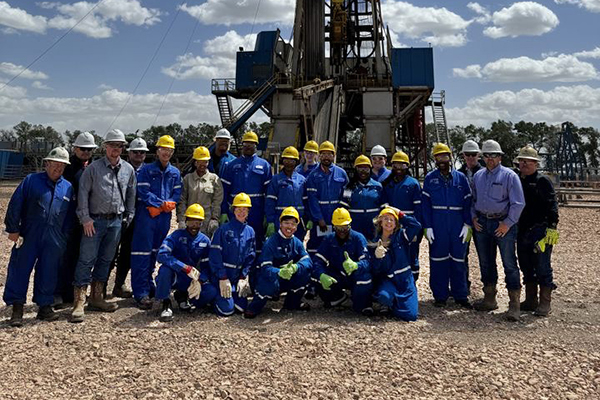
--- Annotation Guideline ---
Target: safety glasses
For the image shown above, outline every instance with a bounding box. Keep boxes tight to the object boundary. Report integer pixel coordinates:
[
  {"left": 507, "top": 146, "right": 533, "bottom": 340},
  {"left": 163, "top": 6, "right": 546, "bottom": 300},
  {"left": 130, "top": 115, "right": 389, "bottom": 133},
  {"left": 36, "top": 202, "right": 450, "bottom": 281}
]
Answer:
[
  {"left": 131, "top": 151, "right": 146, "bottom": 155},
  {"left": 78, "top": 148, "right": 93, "bottom": 152},
  {"left": 483, "top": 153, "right": 500, "bottom": 159},
  {"left": 463, "top": 153, "right": 479, "bottom": 157}
]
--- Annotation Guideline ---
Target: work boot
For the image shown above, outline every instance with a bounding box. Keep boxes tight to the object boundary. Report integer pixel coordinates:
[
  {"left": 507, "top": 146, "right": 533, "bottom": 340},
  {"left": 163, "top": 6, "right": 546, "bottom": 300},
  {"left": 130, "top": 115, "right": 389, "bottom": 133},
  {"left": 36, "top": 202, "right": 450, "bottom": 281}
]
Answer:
[
  {"left": 112, "top": 284, "right": 133, "bottom": 299},
  {"left": 88, "top": 281, "right": 118, "bottom": 312},
  {"left": 136, "top": 296, "right": 153, "bottom": 310},
  {"left": 9, "top": 303, "right": 24, "bottom": 327},
  {"left": 174, "top": 290, "right": 193, "bottom": 313},
  {"left": 534, "top": 286, "right": 552, "bottom": 317},
  {"left": 71, "top": 286, "right": 87, "bottom": 323},
  {"left": 506, "top": 288, "right": 521, "bottom": 321},
  {"left": 37, "top": 305, "right": 59, "bottom": 322},
  {"left": 520, "top": 283, "right": 538, "bottom": 312},
  {"left": 159, "top": 299, "right": 173, "bottom": 322},
  {"left": 474, "top": 285, "right": 498, "bottom": 311}
]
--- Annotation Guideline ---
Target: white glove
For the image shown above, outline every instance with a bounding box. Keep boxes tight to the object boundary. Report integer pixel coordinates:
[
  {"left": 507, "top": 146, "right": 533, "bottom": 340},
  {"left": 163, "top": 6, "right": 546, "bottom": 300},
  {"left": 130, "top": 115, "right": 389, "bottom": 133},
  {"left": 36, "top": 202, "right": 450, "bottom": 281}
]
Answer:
[
  {"left": 219, "top": 279, "right": 232, "bottom": 299},
  {"left": 187, "top": 279, "right": 202, "bottom": 300},
  {"left": 374, "top": 240, "right": 387, "bottom": 259},
  {"left": 237, "top": 277, "right": 251, "bottom": 298},
  {"left": 459, "top": 224, "right": 471, "bottom": 243},
  {"left": 208, "top": 219, "right": 219, "bottom": 233},
  {"left": 178, "top": 221, "right": 187, "bottom": 230},
  {"left": 185, "top": 266, "right": 200, "bottom": 281},
  {"left": 425, "top": 228, "right": 435, "bottom": 244}
]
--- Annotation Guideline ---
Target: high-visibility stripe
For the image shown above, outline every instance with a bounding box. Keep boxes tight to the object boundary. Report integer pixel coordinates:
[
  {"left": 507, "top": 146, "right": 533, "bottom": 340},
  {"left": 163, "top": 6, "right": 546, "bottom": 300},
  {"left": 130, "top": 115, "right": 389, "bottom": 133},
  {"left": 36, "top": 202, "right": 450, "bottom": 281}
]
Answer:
[
  {"left": 315, "top": 253, "right": 328, "bottom": 265},
  {"left": 223, "top": 262, "right": 240, "bottom": 269},
  {"left": 400, "top": 210, "right": 414, "bottom": 215},
  {"left": 63, "top": 196, "right": 70, "bottom": 201},
  {"left": 200, "top": 258, "right": 209, "bottom": 263},
  {"left": 248, "top": 193, "right": 264, "bottom": 198},
  {"left": 173, "top": 185, "right": 181, "bottom": 189},
  {"left": 298, "top": 255, "right": 309, "bottom": 262},
  {"left": 422, "top": 191, "right": 430, "bottom": 197},
  {"left": 290, "top": 285, "right": 308, "bottom": 293},
  {"left": 215, "top": 303, "right": 234, "bottom": 316},
  {"left": 307, "top": 188, "right": 317, "bottom": 192},
  {"left": 356, "top": 279, "right": 372, "bottom": 285},
  {"left": 430, "top": 255, "right": 450, "bottom": 261},
  {"left": 137, "top": 182, "right": 150, "bottom": 187},
  {"left": 387, "top": 266, "right": 410, "bottom": 278},
  {"left": 449, "top": 206, "right": 463, "bottom": 211},
  {"left": 266, "top": 195, "right": 278, "bottom": 200},
  {"left": 211, "top": 245, "right": 222, "bottom": 250},
  {"left": 263, "top": 180, "right": 271, "bottom": 186},
  {"left": 413, "top": 200, "right": 422, "bottom": 204},
  {"left": 220, "top": 179, "right": 231, "bottom": 185},
  {"left": 261, "top": 261, "right": 273, "bottom": 267},
  {"left": 131, "top": 251, "right": 151, "bottom": 256},
  {"left": 160, "top": 244, "right": 172, "bottom": 252}
]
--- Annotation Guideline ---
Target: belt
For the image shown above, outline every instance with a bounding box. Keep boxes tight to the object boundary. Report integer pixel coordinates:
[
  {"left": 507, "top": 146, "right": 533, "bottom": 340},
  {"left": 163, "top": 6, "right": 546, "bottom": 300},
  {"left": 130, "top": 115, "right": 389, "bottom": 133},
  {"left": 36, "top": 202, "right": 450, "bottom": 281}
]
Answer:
[
  {"left": 477, "top": 211, "right": 506, "bottom": 220},
  {"left": 90, "top": 213, "right": 121, "bottom": 220}
]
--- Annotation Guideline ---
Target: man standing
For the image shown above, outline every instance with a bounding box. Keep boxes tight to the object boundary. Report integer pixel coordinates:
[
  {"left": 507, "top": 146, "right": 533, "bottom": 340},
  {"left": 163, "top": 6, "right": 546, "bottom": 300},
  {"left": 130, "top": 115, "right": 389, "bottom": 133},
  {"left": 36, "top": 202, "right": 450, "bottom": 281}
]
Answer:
[
  {"left": 295, "top": 140, "right": 319, "bottom": 178},
  {"left": 516, "top": 146, "right": 559, "bottom": 316},
  {"left": 72, "top": 129, "right": 136, "bottom": 323},
  {"left": 370, "top": 145, "right": 391, "bottom": 183},
  {"left": 472, "top": 139, "right": 525, "bottom": 321},
  {"left": 208, "top": 128, "right": 236, "bottom": 177},
  {"left": 4, "top": 147, "right": 73, "bottom": 326}
]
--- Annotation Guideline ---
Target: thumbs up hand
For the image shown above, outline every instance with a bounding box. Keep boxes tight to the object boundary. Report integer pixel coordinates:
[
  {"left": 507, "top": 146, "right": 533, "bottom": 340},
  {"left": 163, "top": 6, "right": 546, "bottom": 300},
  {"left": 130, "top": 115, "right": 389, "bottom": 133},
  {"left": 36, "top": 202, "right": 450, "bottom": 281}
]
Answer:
[
  {"left": 342, "top": 251, "right": 358, "bottom": 275},
  {"left": 375, "top": 239, "right": 387, "bottom": 259}
]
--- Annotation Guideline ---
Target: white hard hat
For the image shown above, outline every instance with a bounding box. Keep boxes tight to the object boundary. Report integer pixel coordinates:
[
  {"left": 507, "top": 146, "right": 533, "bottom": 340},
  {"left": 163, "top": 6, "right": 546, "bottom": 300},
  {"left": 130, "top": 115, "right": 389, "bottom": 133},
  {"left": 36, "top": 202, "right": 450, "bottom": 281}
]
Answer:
[
  {"left": 73, "top": 132, "right": 98, "bottom": 149},
  {"left": 128, "top": 138, "right": 149, "bottom": 152},
  {"left": 370, "top": 145, "right": 387, "bottom": 157},
  {"left": 481, "top": 139, "right": 504, "bottom": 155},
  {"left": 105, "top": 129, "right": 127, "bottom": 143},
  {"left": 215, "top": 128, "right": 231, "bottom": 140},
  {"left": 43, "top": 147, "right": 71, "bottom": 165},
  {"left": 461, "top": 140, "right": 480, "bottom": 154}
]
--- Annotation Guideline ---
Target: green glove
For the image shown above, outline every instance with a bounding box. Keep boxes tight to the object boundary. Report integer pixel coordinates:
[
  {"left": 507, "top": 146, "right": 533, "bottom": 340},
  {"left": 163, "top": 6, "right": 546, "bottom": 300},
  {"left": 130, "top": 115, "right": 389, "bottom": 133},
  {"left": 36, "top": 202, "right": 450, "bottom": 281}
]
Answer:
[
  {"left": 342, "top": 251, "right": 358, "bottom": 275},
  {"left": 319, "top": 273, "right": 337, "bottom": 290},
  {"left": 545, "top": 228, "right": 559, "bottom": 246},
  {"left": 466, "top": 227, "right": 472, "bottom": 243},
  {"left": 306, "top": 220, "right": 314, "bottom": 230},
  {"left": 278, "top": 262, "right": 298, "bottom": 280},
  {"left": 265, "top": 223, "right": 275, "bottom": 238},
  {"left": 219, "top": 213, "right": 229, "bottom": 225},
  {"left": 535, "top": 237, "right": 547, "bottom": 253}
]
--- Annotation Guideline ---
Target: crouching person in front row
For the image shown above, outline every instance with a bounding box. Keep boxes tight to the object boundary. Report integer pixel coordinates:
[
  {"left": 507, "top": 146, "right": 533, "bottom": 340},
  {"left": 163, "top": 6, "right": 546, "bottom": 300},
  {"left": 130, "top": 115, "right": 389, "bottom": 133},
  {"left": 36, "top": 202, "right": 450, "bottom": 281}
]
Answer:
[
  {"left": 313, "top": 208, "right": 374, "bottom": 316},
  {"left": 155, "top": 204, "right": 217, "bottom": 322},
  {"left": 245, "top": 207, "right": 312, "bottom": 318}
]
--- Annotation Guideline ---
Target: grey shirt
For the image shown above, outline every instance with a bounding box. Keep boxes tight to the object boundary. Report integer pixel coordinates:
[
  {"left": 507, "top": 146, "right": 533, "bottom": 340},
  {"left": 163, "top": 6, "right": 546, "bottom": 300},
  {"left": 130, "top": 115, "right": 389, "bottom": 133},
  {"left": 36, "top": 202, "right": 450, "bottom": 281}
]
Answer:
[{"left": 77, "top": 156, "right": 137, "bottom": 224}]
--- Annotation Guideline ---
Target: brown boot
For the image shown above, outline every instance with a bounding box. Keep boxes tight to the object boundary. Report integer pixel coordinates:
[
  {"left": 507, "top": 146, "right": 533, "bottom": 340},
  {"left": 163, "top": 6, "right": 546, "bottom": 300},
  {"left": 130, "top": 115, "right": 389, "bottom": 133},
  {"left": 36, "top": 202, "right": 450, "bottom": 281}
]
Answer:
[
  {"left": 474, "top": 285, "right": 498, "bottom": 311},
  {"left": 9, "top": 303, "right": 24, "bottom": 327},
  {"left": 71, "top": 286, "right": 87, "bottom": 323},
  {"left": 506, "top": 288, "right": 521, "bottom": 321},
  {"left": 535, "top": 286, "right": 552, "bottom": 317},
  {"left": 520, "top": 283, "right": 538, "bottom": 311},
  {"left": 88, "top": 281, "right": 118, "bottom": 312}
]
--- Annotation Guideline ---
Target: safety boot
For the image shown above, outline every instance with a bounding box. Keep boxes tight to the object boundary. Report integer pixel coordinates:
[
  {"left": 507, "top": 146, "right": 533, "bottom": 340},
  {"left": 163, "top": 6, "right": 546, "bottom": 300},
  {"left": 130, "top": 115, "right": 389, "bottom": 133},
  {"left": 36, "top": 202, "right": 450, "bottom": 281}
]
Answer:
[
  {"left": 474, "top": 285, "right": 498, "bottom": 311},
  {"left": 520, "top": 283, "right": 538, "bottom": 311},
  {"left": 112, "top": 284, "right": 133, "bottom": 299},
  {"left": 71, "top": 286, "right": 87, "bottom": 323},
  {"left": 534, "top": 286, "right": 552, "bottom": 317},
  {"left": 9, "top": 303, "right": 24, "bottom": 327},
  {"left": 506, "top": 288, "right": 521, "bottom": 321},
  {"left": 88, "top": 281, "right": 118, "bottom": 312},
  {"left": 159, "top": 299, "right": 173, "bottom": 322},
  {"left": 37, "top": 305, "right": 59, "bottom": 322}
]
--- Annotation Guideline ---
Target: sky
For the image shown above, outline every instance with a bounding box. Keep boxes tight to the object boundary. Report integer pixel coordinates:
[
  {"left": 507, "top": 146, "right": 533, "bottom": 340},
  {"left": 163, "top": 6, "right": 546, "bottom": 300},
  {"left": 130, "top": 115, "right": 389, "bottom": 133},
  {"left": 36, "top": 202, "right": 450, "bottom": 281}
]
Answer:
[{"left": 0, "top": 0, "right": 599, "bottom": 137}]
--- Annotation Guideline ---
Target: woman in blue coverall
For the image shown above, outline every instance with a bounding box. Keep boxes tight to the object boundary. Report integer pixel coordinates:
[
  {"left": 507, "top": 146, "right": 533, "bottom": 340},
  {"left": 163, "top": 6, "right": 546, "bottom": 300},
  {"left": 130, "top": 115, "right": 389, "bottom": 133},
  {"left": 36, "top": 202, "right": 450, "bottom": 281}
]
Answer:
[{"left": 345, "top": 155, "right": 383, "bottom": 242}]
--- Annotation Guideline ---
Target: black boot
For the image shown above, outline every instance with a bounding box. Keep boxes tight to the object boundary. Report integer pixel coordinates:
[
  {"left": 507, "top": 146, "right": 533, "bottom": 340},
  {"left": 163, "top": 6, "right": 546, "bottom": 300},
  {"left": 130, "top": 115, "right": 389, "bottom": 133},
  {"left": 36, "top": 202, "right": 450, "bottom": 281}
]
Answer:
[
  {"left": 159, "top": 299, "right": 173, "bottom": 322},
  {"left": 37, "top": 305, "right": 59, "bottom": 322},
  {"left": 9, "top": 303, "right": 24, "bottom": 327}
]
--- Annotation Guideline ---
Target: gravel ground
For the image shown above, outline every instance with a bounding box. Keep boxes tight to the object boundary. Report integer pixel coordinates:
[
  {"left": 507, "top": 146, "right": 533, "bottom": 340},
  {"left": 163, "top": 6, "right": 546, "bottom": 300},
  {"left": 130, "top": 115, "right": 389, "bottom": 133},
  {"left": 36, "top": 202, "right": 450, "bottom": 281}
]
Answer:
[{"left": 0, "top": 181, "right": 599, "bottom": 400}]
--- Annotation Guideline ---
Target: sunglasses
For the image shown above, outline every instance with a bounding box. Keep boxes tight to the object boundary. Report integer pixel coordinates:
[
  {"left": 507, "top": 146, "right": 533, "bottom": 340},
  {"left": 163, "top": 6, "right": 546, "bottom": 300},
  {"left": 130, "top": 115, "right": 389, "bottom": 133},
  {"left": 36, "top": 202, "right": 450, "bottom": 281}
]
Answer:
[
  {"left": 130, "top": 150, "right": 146, "bottom": 155},
  {"left": 463, "top": 153, "right": 479, "bottom": 157},
  {"left": 77, "top": 148, "right": 93, "bottom": 152},
  {"left": 483, "top": 153, "right": 500, "bottom": 159}
]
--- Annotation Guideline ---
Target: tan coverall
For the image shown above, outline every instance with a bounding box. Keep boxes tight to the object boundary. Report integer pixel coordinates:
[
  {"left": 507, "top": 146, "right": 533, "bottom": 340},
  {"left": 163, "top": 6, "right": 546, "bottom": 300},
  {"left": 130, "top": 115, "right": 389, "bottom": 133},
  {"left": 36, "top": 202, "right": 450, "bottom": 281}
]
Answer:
[{"left": 176, "top": 171, "right": 224, "bottom": 237}]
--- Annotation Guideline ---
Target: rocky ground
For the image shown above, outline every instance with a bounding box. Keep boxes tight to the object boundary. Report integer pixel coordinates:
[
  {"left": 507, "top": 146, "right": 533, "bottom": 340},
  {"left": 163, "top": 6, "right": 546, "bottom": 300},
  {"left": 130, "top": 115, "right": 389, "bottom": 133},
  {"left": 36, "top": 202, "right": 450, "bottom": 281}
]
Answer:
[{"left": 0, "top": 181, "right": 598, "bottom": 399}]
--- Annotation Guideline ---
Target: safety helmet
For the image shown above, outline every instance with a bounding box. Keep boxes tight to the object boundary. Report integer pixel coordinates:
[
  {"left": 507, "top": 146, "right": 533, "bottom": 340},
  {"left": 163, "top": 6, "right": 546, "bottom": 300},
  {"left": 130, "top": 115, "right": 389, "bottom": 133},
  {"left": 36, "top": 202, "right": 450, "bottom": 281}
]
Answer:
[
  {"left": 332, "top": 207, "right": 352, "bottom": 226},
  {"left": 370, "top": 145, "right": 387, "bottom": 157},
  {"left": 232, "top": 192, "right": 252, "bottom": 208},
  {"left": 354, "top": 155, "right": 372, "bottom": 168},
  {"left": 461, "top": 140, "right": 480, "bottom": 154},
  {"left": 215, "top": 128, "right": 231, "bottom": 140},
  {"left": 391, "top": 151, "right": 410, "bottom": 164},
  {"left": 242, "top": 131, "right": 259, "bottom": 143},
  {"left": 432, "top": 143, "right": 451, "bottom": 156},
  {"left": 517, "top": 145, "right": 540, "bottom": 161},
  {"left": 279, "top": 206, "right": 300, "bottom": 222},
  {"left": 378, "top": 207, "right": 399, "bottom": 221},
  {"left": 128, "top": 138, "right": 149, "bottom": 152},
  {"left": 43, "top": 147, "right": 71, "bottom": 165},
  {"left": 184, "top": 203, "right": 205, "bottom": 220},
  {"left": 304, "top": 140, "right": 319, "bottom": 153},
  {"left": 105, "top": 129, "right": 127, "bottom": 143},
  {"left": 281, "top": 146, "right": 300, "bottom": 160},
  {"left": 156, "top": 135, "right": 175, "bottom": 149},
  {"left": 481, "top": 139, "right": 504, "bottom": 155},
  {"left": 73, "top": 132, "right": 98, "bottom": 149},
  {"left": 193, "top": 146, "right": 211, "bottom": 161},
  {"left": 319, "top": 141, "right": 336, "bottom": 154}
]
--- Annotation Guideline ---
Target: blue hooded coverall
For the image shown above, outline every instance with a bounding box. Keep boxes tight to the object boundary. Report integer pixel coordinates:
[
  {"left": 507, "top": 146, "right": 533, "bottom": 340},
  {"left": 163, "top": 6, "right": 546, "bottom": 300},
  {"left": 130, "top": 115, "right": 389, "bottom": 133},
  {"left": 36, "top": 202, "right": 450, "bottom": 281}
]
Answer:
[
  {"left": 209, "top": 219, "right": 256, "bottom": 316},
  {"left": 422, "top": 169, "right": 472, "bottom": 302},
  {"left": 208, "top": 143, "right": 235, "bottom": 176},
  {"left": 155, "top": 229, "right": 217, "bottom": 308},
  {"left": 3, "top": 173, "right": 74, "bottom": 307},
  {"left": 246, "top": 231, "right": 312, "bottom": 315},
  {"left": 372, "top": 167, "right": 391, "bottom": 183},
  {"left": 370, "top": 215, "right": 422, "bottom": 321},
  {"left": 313, "top": 230, "right": 373, "bottom": 313},
  {"left": 265, "top": 171, "right": 307, "bottom": 240},
  {"left": 347, "top": 178, "right": 382, "bottom": 242},
  {"left": 131, "top": 161, "right": 182, "bottom": 300}
]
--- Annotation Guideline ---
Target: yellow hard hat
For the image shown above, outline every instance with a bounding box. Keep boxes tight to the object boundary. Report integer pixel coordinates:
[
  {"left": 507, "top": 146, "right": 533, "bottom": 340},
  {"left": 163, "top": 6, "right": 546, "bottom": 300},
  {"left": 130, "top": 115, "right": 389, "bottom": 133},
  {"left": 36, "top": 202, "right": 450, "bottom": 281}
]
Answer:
[
  {"left": 242, "top": 131, "right": 259, "bottom": 143},
  {"left": 232, "top": 192, "right": 252, "bottom": 208},
  {"left": 354, "top": 155, "right": 372, "bottom": 168},
  {"left": 319, "top": 140, "right": 336, "bottom": 154},
  {"left": 332, "top": 207, "right": 352, "bottom": 226},
  {"left": 156, "top": 135, "right": 175, "bottom": 149},
  {"left": 281, "top": 146, "right": 300, "bottom": 160},
  {"left": 184, "top": 203, "right": 205, "bottom": 220},
  {"left": 304, "top": 140, "right": 319, "bottom": 153},
  {"left": 279, "top": 206, "right": 300, "bottom": 222},
  {"left": 193, "top": 146, "right": 210, "bottom": 161},
  {"left": 378, "top": 207, "right": 399, "bottom": 221},
  {"left": 391, "top": 151, "right": 409, "bottom": 164},
  {"left": 432, "top": 143, "right": 451, "bottom": 156}
]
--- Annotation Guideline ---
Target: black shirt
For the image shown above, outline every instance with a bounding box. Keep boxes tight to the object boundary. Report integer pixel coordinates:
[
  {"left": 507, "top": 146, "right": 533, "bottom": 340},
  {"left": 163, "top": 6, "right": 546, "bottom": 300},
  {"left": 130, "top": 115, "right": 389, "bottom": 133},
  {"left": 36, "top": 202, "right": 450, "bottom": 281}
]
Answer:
[{"left": 518, "top": 170, "right": 559, "bottom": 231}]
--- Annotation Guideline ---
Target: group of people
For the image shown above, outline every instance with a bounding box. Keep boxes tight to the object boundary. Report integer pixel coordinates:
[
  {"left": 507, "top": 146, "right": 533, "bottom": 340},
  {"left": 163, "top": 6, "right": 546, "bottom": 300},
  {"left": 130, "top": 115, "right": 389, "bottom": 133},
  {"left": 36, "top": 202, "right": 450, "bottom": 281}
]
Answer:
[{"left": 3, "top": 127, "right": 559, "bottom": 327}]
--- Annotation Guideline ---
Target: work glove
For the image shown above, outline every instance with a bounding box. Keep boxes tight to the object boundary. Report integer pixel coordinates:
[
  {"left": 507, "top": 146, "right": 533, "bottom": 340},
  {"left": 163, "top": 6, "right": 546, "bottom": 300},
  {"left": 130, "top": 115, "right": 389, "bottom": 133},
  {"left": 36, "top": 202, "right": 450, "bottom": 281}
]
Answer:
[
  {"left": 237, "top": 277, "right": 251, "bottom": 298},
  {"left": 161, "top": 201, "right": 177, "bottom": 212},
  {"left": 425, "top": 228, "right": 435, "bottom": 244},
  {"left": 536, "top": 228, "right": 559, "bottom": 253},
  {"left": 178, "top": 221, "right": 187, "bottom": 230},
  {"left": 219, "top": 213, "right": 229, "bottom": 225},
  {"left": 208, "top": 219, "right": 219, "bottom": 233},
  {"left": 374, "top": 240, "right": 387, "bottom": 259},
  {"left": 219, "top": 279, "right": 232, "bottom": 299},
  {"left": 187, "top": 279, "right": 201, "bottom": 300},
  {"left": 183, "top": 265, "right": 200, "bottom": 281},
  {"left": 459, "top": 224, "right": 472, "bottom": 243},
  {"left": 319, "top": 273, "right": 337, "bottom": 290},
  {"left": 265, "top": 223, "right": 276, "bottom": 238},
  {"left": 278, "top": 261, "right": 298, "bottom": 280},
  {"left": 306, "top": 220, "right": 314, "bottom": 230},
  {"left": 342, "top": 251, "right": 358, "bottom": 275},
  {"left": 147, "top": 206, "right": 162, "bottom": 218}
]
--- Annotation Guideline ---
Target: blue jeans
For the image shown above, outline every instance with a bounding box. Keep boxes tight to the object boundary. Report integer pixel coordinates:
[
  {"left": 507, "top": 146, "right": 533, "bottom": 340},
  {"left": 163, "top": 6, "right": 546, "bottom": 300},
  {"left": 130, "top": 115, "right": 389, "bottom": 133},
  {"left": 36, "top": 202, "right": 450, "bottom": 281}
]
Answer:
[
  {"left": 74, "top": 217, "right": 122, "bottom": 287},
  {"left": 473, "top": 216, "right": 521, "bottom": 290},
  {"left": 517, "top": 239, "right": 556, "bottom": 289}
]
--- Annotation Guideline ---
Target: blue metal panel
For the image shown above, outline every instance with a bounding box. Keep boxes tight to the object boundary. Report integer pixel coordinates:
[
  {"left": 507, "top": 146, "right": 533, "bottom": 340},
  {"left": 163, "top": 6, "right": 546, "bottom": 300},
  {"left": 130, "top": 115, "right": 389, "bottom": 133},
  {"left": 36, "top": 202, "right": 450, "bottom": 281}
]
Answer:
[
  {"left": 0, "top": 151, "right": 9, "bottom": 178},
  {"left": 391, "top": 48, "right": 434, "bottom": 88},
  {"left": 235, "top": 31, "right": 278, "bottom": 91}
]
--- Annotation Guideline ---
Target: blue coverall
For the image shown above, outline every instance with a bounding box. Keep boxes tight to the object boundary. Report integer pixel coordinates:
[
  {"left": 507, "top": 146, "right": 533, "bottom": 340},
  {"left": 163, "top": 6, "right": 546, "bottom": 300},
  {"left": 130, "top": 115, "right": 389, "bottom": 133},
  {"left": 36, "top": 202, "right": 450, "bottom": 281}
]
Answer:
[
  {"left": 208, "top": 144, "right": 235, "bottom": 176},
  {"left": 370, "top": 215, "right": 422, "bottom": 321},
  {"left": 265, "top": 171, "right": 307, "bottom": 239},
  {"left": 247, "top": 231, "right": 312, "bottom": 315},
  {"left": 347, "top": 178, "right": 382, "bottom": 242},
  {"left": 295, "top": 162, "right": 317, "bottom": 178},
  {"left": 131, "top": 161, "right": 182, "bottom": 300},
  {"left": 372, "top": 167, "right": 391, "bottom": 183},
  {"left": 3, "top": 173, "right": 74, "bottom": 307},
  {"left": 313, "top": 230, "right": 373, "bottom": 313},
  {"left": 422, "top": 169, "right": 472, "bottom": 302},
  {"left": 155, "top": 229, "right": 217, "bottom": 308},
  {"left": 382, "top": 175, "right": 423, "bottom": 279},
  {"left": 220, "top": 154, "right": 272, "bottom": 251},
  {"left": 209, "top": 219, "right": 256, "bottom": 316}
]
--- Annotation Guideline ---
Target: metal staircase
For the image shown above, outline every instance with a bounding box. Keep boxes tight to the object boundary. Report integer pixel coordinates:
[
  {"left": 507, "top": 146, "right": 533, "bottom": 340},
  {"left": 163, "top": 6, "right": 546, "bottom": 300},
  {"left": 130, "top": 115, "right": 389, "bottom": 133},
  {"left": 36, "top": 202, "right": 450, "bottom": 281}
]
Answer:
[
  {"left": 430, "top": 90, "right": 450, "bottom": 145},
  {"left": 211, "top": 79, "right": 236, "bottom": 126}
]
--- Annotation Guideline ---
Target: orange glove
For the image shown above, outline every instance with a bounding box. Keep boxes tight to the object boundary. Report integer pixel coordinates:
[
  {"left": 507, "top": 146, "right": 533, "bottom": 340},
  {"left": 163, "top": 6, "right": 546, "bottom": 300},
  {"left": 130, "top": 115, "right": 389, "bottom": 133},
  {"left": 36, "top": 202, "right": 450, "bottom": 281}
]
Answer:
[
  {"left": 161, "top": 201, "right": 176, "bottom": 212},
  {"left": 147, "top": 206, "right": 162, "bottom": 218}
]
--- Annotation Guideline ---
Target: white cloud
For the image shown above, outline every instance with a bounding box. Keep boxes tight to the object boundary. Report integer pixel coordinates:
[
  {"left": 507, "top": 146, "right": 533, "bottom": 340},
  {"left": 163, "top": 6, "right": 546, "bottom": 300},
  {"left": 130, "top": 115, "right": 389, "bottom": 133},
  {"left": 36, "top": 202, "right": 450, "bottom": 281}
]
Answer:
[
  {"left": 467, "top": 2, "right": 492, "bottom": 24},
  {"left": 573, "top": 47, "right": 600, "bottom": 59},
  {"left": 0, "top": 79, "right": 28, "bottom": 99},
  {"left": 32, "top": 81, "right": 52, "bottom": 90},
  {"left": 180, "top": 0, "right": 295, "bottom": 26},
  {"left": 0, "top": 62, "right": 49, "bottom": 80},
  {"left": 484, "top": 2, "right": 559, "bottom": 38},
  {"left": 452, "top": 64, "right": 482, "bottom": 79},
  {"left": 97, "top": 83, "right": 113, "bottom": 90},
  {"left": 381, "top": 1, "right": 471, "bottom": 47},
  {"left": 554, "top": 0, "right": 600, "bottom": 13},
  {"left": 0, "top": 1, "right": 47, "bottom": 33}
]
